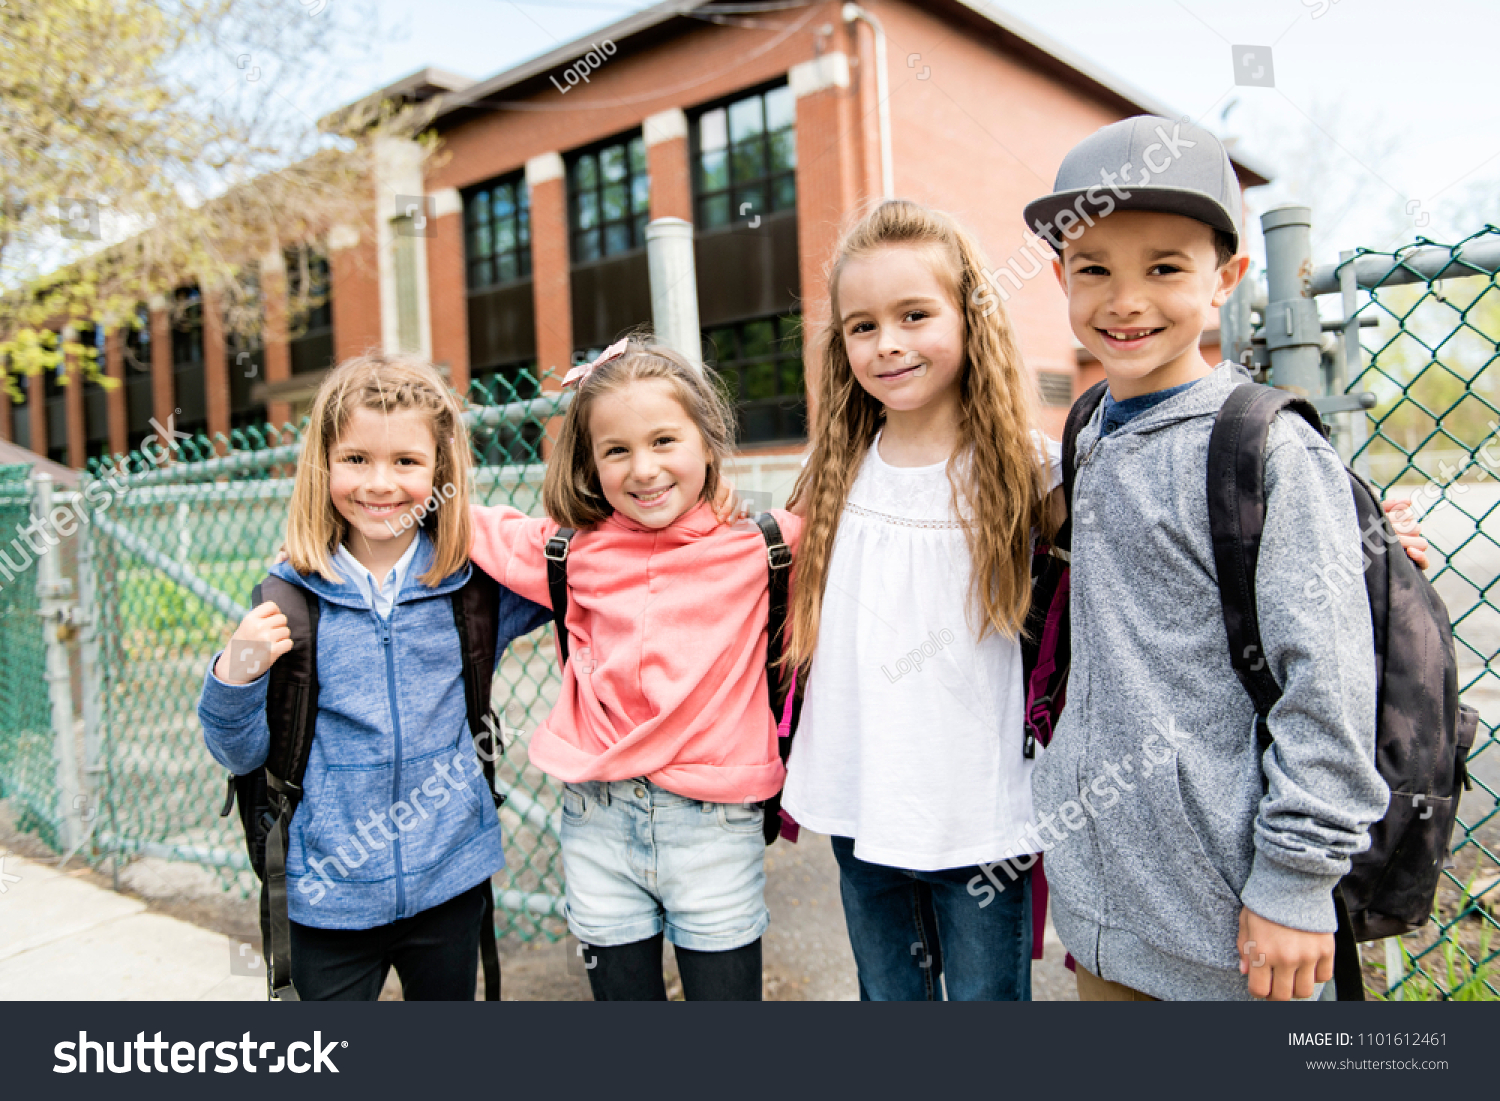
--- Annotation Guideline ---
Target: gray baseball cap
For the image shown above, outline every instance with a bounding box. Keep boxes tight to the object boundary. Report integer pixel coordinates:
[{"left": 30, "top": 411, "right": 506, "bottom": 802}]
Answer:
[{"left": 1023, "top": 115, "right": 1241, "bottom": 253}]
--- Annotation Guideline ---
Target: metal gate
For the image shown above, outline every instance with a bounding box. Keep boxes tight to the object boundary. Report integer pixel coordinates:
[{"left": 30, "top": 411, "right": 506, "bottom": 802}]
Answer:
[{"left": 0, "top": 380, "right": 572, "bottom": 944}]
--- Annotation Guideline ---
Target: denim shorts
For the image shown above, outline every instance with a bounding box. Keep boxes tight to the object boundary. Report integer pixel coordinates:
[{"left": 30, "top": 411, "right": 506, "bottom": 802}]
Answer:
[{"left": 558, "top": 779, "right": 768, "bottom": 951}]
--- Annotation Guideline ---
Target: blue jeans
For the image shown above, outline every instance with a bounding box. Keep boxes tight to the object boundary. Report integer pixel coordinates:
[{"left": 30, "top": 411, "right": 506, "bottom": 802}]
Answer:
[
  {"left": 831, "top": 836, "right": 1032, "bottom": 1001},
  {"left": 560, "top": 779, "right": 768, "bottom": 951}
]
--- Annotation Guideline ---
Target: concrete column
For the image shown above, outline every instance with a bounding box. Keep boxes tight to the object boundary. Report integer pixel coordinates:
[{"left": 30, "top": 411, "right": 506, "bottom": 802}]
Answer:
[{"left": 646, "top": 218, "right": 702, "bottom": 369}]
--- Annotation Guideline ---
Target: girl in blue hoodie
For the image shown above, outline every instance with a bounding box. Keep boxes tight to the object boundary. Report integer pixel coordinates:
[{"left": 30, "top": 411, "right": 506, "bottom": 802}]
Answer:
[{"left": 198, "top": 353, "right": 548, "bottom": 1000}]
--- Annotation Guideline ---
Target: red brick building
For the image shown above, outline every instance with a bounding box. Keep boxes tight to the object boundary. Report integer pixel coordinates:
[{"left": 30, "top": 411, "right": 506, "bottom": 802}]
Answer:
[{"left": 3, "top": 0, "right": 1266, "bottom": 469}]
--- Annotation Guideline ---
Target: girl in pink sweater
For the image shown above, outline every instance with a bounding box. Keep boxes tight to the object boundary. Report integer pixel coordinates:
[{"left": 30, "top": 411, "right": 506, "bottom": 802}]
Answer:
[{"left": 469, "top": 337, "right": 799, "bottom": 1000}]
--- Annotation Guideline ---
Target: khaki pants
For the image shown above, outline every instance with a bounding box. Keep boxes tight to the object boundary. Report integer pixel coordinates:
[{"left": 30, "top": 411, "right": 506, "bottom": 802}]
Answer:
[{"left": 1076, "top": 966, "right": 1158, "bottom": 1001}]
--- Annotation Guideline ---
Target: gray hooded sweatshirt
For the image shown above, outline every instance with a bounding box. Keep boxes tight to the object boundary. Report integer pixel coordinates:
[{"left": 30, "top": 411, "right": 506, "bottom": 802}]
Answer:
[{"left": 1031, "top": 363, "right": 1389, "bottom": 1000}]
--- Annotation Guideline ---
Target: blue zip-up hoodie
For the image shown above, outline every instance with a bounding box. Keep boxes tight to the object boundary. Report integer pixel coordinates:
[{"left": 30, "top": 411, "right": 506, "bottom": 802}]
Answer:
[{"left": 197, "top": 530, "right": 550, "bottom": 930}]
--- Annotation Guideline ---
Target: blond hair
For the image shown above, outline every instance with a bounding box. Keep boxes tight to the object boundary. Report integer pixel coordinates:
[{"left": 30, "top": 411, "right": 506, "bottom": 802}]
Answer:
[
  {"left": 786, "top": 200, "right": 1055, "bottom": 669},
  {"left": 542, "top": 336, "right": 735, "bottom": 529},
  {"left": 285, "top": 352, "right": 473, "bottom": 586}
]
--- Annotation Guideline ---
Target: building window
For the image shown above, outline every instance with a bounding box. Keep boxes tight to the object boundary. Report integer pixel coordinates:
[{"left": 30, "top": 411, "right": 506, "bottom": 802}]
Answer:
[
  {"left": 392, "top": 220, "right": 422, "bottom": 353},
  {"left": 704, "top": 313, "right": 805, "bottom": 445},
  {"left": 569, "top": 134, "right": 649, "bottom": 262},
  {"left": 123, "top": 304, "right": 152, "bottom": 372},
  {"left": 465, "top": 174, "right": 531, "bottom": 289},
  {"left": 286, "top": 249, "right": 332, "bottom": 335},
  {"left": 172, "top": 286, "right": 202, "bottom": 368},
  {"left": 694, "top": 83, "right": 795, "bottom": 230}
]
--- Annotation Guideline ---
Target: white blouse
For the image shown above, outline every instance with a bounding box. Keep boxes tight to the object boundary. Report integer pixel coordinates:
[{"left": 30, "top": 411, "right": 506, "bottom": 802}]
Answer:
[{"left": 781, "top": 432, "right": 1063, "bottom": 870}]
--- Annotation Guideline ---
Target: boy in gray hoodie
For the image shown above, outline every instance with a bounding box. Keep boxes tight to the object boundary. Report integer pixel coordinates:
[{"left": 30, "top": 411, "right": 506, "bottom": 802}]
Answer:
[{"left": 1023, "top": 117, "right": 1389, "bottom": 1001}]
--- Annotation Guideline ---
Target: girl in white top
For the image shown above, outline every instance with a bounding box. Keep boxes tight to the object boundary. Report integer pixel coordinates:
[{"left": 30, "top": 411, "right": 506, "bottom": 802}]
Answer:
[{"left": 781, "top": 200, "right": 1060, "bottom": 1000}]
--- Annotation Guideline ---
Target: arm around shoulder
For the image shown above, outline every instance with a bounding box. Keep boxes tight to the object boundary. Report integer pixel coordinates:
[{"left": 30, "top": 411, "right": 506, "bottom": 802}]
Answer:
[{"left": 469, "top": 504, "right": 559, "bottom": 607}]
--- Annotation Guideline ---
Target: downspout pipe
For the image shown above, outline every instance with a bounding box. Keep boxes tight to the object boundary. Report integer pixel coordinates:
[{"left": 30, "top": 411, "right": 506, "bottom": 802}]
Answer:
[{"left": 842, "top": 4, "right": 894, "bottom": 200}]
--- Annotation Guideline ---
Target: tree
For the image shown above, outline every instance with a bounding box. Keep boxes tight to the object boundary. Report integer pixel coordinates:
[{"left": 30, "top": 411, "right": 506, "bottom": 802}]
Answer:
[{"left": 0, "top": 0, "right": 432, "bottom": 393}]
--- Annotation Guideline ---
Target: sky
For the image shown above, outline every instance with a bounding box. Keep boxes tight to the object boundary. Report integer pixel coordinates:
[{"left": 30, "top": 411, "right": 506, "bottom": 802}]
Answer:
[{"left": 318, "top": 0, "right": 1500, "bottom": 264}]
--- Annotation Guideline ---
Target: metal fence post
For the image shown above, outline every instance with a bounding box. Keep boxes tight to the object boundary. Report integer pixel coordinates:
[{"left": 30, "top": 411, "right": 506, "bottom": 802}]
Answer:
[
  {"left": 1337, "top": 249, "right": 1372, "bottom": 475},
  {"left": 1261, "top": 205, "right": 1324, "bottom": 397},
  {"left": 645, "top": 217, "right": 703, "bottom": 371},
  {"left": 76, "top": 499, "right": 105, "bottom": 834},
  {"left": 34, "top": 474, "right": 81, "bottom": 853}
]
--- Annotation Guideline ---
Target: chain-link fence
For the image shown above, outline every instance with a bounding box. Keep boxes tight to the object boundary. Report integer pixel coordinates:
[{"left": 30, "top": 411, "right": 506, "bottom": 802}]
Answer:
[
  {"left": 1339, "top": 228, "right": 1500, "bottom": 999},
  {"left": 5, "top": 234, "right": 1497, "bottom": 995},
  {"left": 1225, "top": 222, "right": 1500, "bottom": 999},
  {"left": 0, "top": 374, "right": 574, "bottom": 944},
  {"left": 0, "top": 464, "right": 57, "bottom": 850}
]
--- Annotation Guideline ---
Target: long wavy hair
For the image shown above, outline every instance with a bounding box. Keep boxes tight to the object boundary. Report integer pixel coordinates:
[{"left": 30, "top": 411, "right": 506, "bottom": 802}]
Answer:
[
  {"left": 285, "top": 352, "right": 473, "bottom": 587},
  {"left": 785, "top": 200, "right": 1055, "bottom": 669}
]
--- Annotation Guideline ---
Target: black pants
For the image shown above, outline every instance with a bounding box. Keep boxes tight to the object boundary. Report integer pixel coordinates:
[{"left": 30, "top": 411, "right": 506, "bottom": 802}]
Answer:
[
  {"left": 583, "top": 933, "right": 763, "bottom": 1001},
  {"left": 288, "top": 880, "right": 489, "bottom": 1001}
]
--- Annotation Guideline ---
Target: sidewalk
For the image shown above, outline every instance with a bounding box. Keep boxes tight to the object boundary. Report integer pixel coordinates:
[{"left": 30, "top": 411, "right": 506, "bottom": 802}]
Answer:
[
  {"left": 0, "top": 850, "right": 265, "bottom": 1001},
  {"left": 0, "top": 834, "right": 1074, "bottom": 1000}
]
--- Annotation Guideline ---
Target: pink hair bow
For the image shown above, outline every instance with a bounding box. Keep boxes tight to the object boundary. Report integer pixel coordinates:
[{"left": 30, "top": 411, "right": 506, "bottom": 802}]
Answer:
[{"left": 562, "top": 338, "right": 630, "bottom": 389}]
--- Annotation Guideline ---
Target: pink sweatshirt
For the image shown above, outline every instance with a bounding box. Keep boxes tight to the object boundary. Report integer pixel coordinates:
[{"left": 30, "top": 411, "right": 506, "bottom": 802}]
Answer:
[{"left": 469, "top": 501, "right": 802, "bottom": 804}]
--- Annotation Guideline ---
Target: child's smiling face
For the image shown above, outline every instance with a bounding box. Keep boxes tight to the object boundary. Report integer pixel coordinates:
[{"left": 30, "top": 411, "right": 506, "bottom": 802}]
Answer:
[
  {"left": 1054, "top": 210, "right": 1244, "bottom": 398},
  {"left": 327, "top": 406, "right": 438, "bottom": 560},
  {"left": 588, "top": 378, "right": 710, "bottom": 529},
  {"left": 838, "top": 244, "right": 966, "bottom": 417}
]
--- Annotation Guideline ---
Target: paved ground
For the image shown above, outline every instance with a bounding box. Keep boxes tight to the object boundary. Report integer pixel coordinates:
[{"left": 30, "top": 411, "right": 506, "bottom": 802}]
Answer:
[
  {"left": 0, "top": 850, "right": 264, "bottom": 1000},
  {"left": 0, "top": 807, "right": 1076, "bottom": 1000}
]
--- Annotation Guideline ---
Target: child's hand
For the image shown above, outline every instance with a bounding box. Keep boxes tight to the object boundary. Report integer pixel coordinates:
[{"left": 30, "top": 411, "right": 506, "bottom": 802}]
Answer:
[
  {"left": 213, "top": 602, "right": 294, "bottom": 685},
  {"left": 711, "top": 476, "right": 753, "bottom": 525},
  {"left": 1382, "top": 498, "right": 1429, "bottom": 570},
  {"left": 1237, "top": 906, "right": 1334, "bottom": 1000}
]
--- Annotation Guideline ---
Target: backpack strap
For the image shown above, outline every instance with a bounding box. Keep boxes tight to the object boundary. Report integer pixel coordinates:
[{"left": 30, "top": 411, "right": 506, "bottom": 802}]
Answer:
[
  {"left": 1058, "top": 380, "right": 1109, "bottom": 555},
  {"left": 1206, "top": 383, "right": 1327, "bottom": 740},
  {"left": 1207, "top": 385, "right": 1373, "bottom": 998},
  {"left": 753, "top": 512, "right": 801, "bottom": 845},
  {"left": 545, "top": 529, "right": 576, "bottom": 666},
  {"left": 1017, "top": 382, "right": 1107, "bottom": 759},
  {"left": 450, "top": 564, "right": 504, "bottom": 1002},
  {"left": 256, "top": 575, "right": 320, "bottom": 1002}
]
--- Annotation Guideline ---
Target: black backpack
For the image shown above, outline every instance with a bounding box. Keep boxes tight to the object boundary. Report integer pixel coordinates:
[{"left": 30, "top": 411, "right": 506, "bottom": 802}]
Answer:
[
  {"left": 542, "top": 513, "right": 802, "bottom": 844},
  {"left": 1041, "top": 380, "right": 1478, "bottom": 1000},
  {"left": 217, "top": 568, "right": 510, "bottom": 1001}
]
